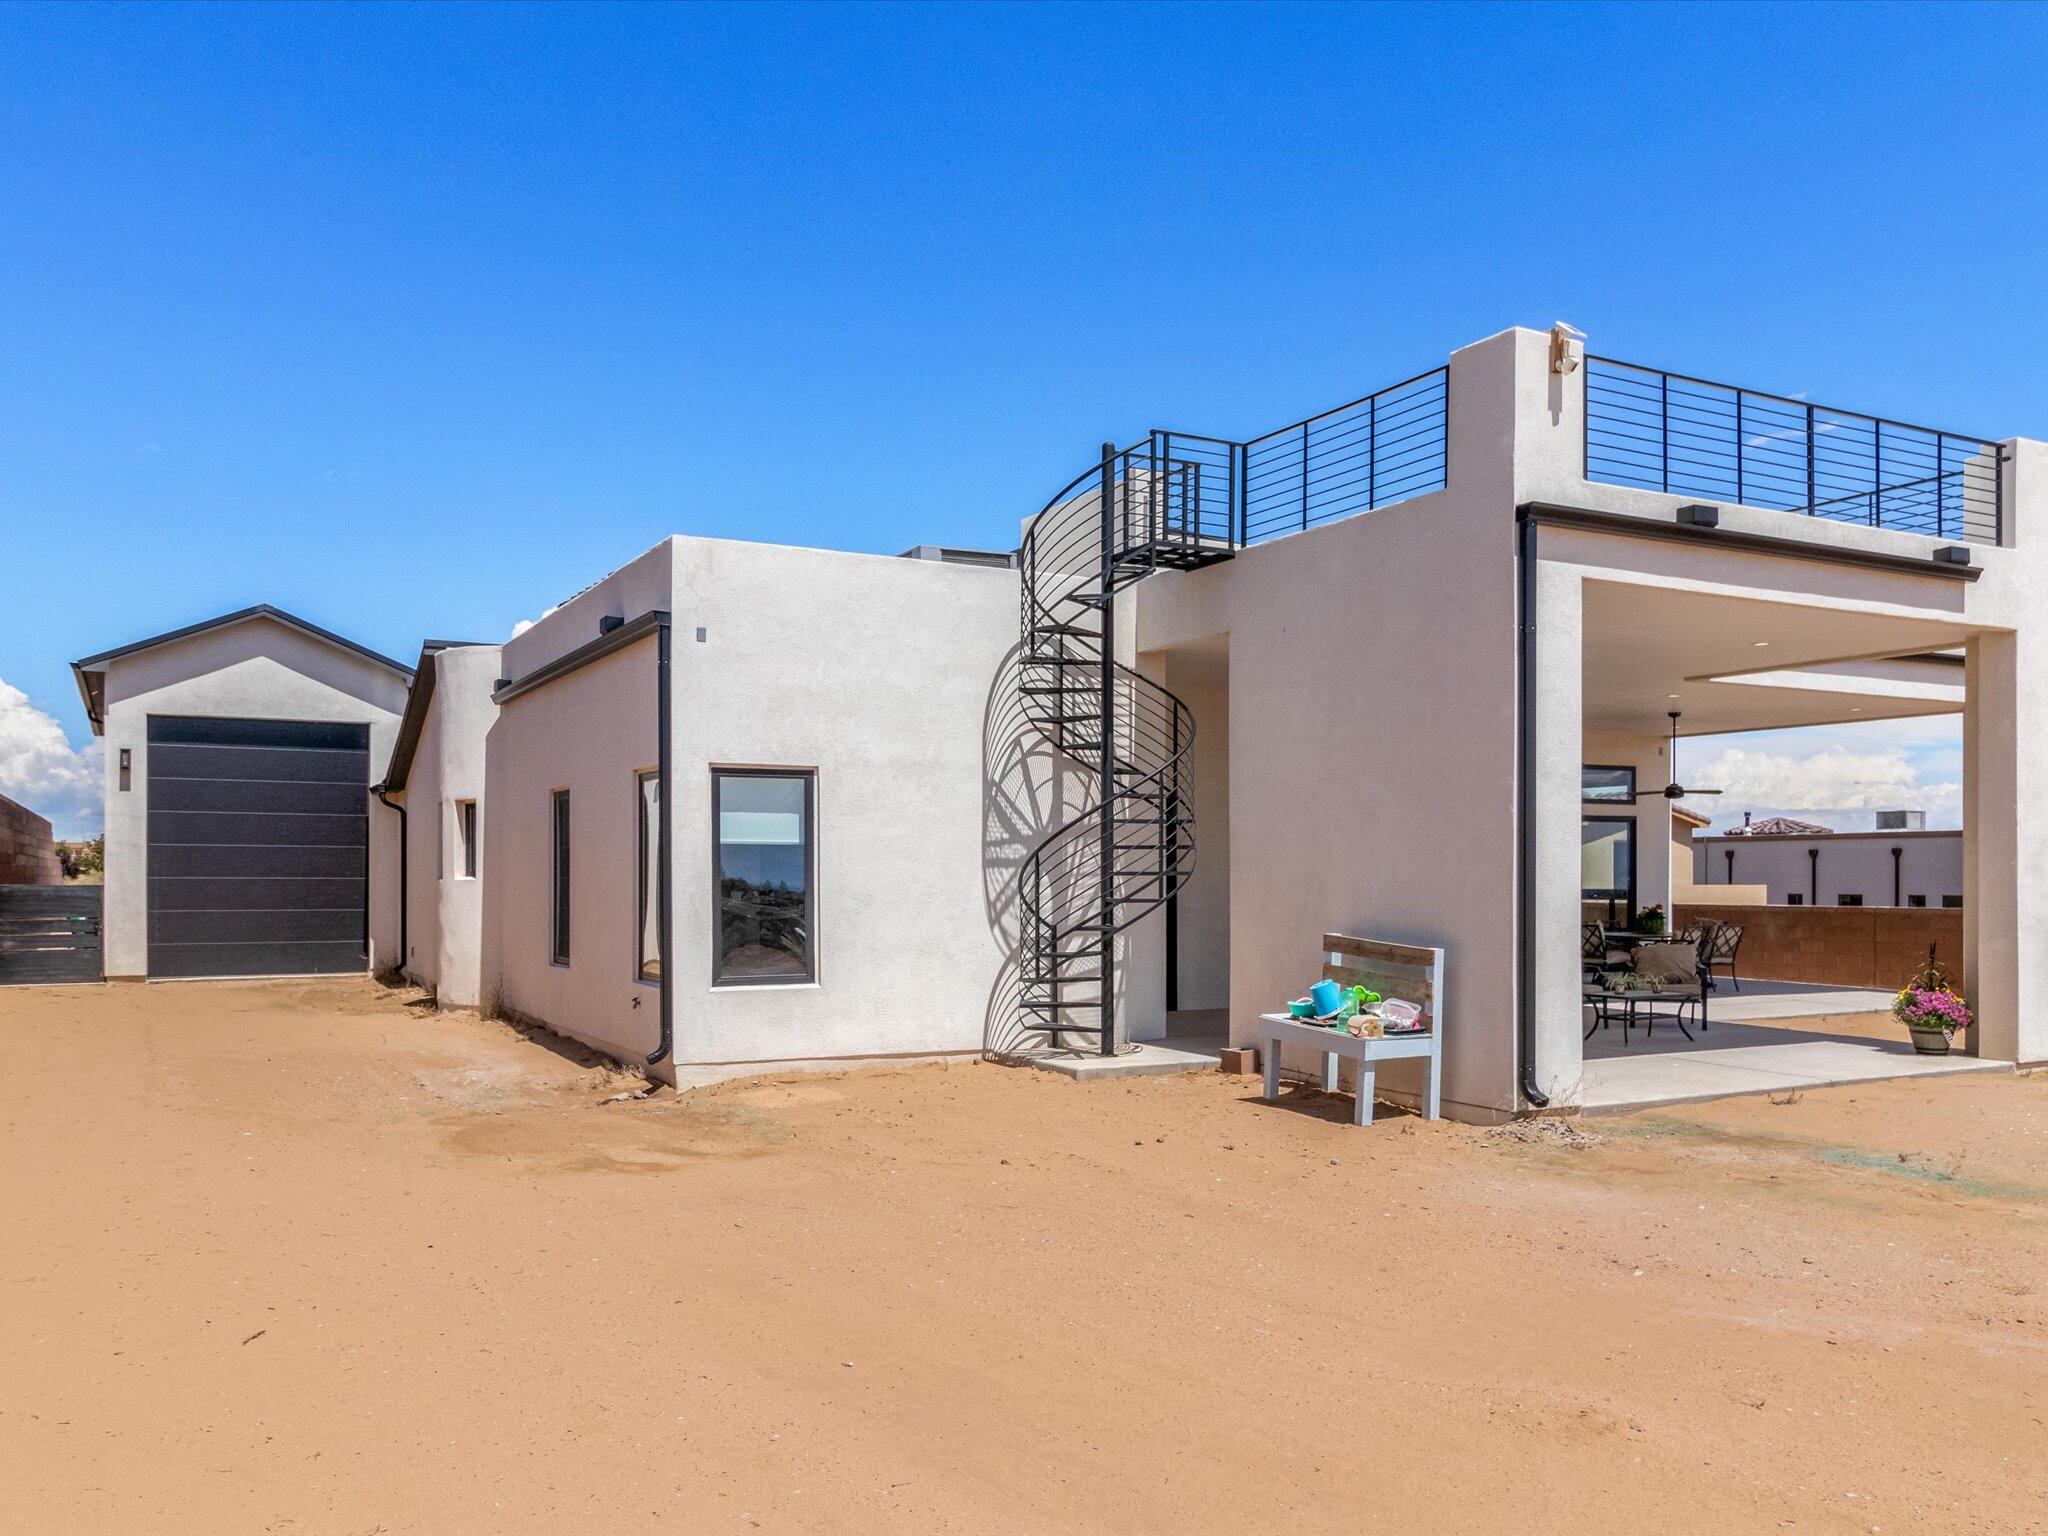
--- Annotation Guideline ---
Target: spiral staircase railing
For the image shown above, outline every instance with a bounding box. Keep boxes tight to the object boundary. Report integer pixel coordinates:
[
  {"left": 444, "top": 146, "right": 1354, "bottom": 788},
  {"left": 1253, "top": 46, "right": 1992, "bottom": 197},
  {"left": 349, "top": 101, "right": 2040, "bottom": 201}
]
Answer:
[
  {"left": 1013, "top": 368, "right": 1449, "bottom": 1054},
  {"left": 1016, "top": 437, "right": 1232, "bottom": 1054}
]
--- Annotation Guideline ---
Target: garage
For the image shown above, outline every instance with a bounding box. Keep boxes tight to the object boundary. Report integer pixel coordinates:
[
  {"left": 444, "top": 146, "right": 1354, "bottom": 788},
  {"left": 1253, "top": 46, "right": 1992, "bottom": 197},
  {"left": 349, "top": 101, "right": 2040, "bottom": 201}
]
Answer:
[{"left": 146, "top": 715, "right": 370, "bottom": 978}]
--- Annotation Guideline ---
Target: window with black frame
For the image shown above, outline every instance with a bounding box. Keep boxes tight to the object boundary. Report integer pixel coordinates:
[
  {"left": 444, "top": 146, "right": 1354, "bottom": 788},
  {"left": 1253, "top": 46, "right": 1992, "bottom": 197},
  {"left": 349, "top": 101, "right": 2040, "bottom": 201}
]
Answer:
[
  {"left": 636, "top": 771, "right": 661, "bottom": 982},
  {"left": 1581, "top": 816, "right": 1636, "bottom": 928},
  {"left": 1582, "top": 765, "right": 1636, "bottom": 805},
  {"left": 713, "top": 769, "right": 814, "bottom": 984},
  {"left": 550, "top": 789, "right": 571, "bottom": 965}
]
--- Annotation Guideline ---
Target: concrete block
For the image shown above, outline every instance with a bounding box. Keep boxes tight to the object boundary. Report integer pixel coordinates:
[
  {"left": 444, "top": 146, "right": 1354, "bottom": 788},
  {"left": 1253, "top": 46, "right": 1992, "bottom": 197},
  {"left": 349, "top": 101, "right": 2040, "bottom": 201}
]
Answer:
[{"left": 1218, "top": 1045, "right": 1259, "bottom": 1075}]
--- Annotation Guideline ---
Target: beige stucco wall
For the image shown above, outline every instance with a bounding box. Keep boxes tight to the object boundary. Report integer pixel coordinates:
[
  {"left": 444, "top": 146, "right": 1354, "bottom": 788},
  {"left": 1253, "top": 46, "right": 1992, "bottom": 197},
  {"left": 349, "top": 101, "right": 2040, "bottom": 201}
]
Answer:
[
  {"left": 97, "top": 617, "right": 407, "bottom": 979},
  {"left": 484, "top": 541, "right": 672, "bottom": 1063},
  {"left": 1130, "top": 330, "right": 1526, "bottom": 1119},
  {"left": 395, "top": 644, "right": 499, "bottom": 1008}
]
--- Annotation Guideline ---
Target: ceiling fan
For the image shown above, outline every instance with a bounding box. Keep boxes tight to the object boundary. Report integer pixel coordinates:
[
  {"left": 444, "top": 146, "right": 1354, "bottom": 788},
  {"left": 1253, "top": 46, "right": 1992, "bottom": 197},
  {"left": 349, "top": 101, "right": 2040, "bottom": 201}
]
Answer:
[{"left": 1659, "top": 711, "right": 1723, "bottom": 799}]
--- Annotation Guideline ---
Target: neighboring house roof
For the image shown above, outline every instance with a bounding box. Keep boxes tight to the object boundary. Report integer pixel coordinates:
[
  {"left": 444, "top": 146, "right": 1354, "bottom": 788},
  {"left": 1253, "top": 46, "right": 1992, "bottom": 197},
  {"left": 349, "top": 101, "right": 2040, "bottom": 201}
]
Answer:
[
  {"left": 1671, "top": 804, "right": 1712, "bottom": 831},
  {"left": 70, "top": 604, "right": 414, "bottom": 735},
  {"left": 1727, "top": 815, "right": 1835, "bottom": 837},
  {"left": 377, "top": 640, "right": 488, "bottom": 793}
]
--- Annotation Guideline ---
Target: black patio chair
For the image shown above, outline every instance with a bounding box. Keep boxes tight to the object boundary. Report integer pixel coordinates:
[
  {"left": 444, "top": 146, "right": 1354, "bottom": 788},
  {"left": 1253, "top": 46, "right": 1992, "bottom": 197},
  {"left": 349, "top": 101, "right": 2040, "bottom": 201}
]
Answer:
[{"left": 1703, "top": 921, "right": 1744, "bottom": 993}]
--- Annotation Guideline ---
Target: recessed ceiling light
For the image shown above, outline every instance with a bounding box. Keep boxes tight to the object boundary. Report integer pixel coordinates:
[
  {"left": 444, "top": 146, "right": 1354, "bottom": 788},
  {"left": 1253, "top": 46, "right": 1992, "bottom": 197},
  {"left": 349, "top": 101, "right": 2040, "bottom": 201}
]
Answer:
[
  {"left": 1667, "top": 693, "right": 1680, "bottom": 699},
  {"left": 1753, "top": 641, "right": 1770, "bottom": 648}
]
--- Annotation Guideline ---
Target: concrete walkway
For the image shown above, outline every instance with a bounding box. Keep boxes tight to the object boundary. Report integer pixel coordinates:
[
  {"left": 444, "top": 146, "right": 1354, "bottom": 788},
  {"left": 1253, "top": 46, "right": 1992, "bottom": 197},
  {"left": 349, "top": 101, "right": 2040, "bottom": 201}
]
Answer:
[
  {"left": 1013, "top": 1010, "right": 1227, "bottom": 1081},
  {"left": 1581, "top": 981, "right": 2006, "bottom": 1110}
]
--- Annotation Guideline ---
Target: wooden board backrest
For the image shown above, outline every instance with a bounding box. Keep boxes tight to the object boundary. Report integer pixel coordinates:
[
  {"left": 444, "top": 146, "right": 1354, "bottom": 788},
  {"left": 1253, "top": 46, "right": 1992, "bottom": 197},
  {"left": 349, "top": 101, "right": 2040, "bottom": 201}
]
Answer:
[
  {"left": 1321, "top": 933, "right": 1440, "bottom": 1022},
  {"left": 1324, "top": 933, "right": 1437, "bottom": 970}
]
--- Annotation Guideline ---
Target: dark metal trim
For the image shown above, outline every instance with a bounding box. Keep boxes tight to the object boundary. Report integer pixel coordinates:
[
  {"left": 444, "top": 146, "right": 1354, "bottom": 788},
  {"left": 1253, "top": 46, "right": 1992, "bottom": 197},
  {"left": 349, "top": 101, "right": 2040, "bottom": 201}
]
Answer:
[
  {"left": 710, "top": 767, "right": 818, "bottom": 989},
  {"left": 379, "top": 640, "right": 486, "bottom": 793},
  {"left": 493, "top": 610, "right": 672, "bottom": 704},
  {"left": 372, "top": 782, "right": 407, "bottom": 975},
  {"left": 1586, "top": 355, "right": 2003, "bottom": 447},
  {"left": 1518, "top": 501, "right": 1984, "bottom": 581},
  {"left": 649, "top": 622, "right": 673, "bottom": 1065},
  {"left": 1514, "top": 512, "right": 1550, "bottom": 1110}
]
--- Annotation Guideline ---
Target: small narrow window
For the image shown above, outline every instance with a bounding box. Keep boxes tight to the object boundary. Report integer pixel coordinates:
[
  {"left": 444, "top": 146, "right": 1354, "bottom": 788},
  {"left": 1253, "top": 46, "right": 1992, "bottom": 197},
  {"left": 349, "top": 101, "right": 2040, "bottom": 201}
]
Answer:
[
  {"left": 1786, "top": 893, "right": 1804, "bottom": 906},
  {"left": 636, "top": 771, "right": 661, "bottom": 983},
  {"left": 1907, "top": 894, "right": 1927, "bottom": 908},
  {"left": 550, "top": 789, "right": 571, "bottom": 965},
  {"left": 1941, "top": 894, "right": 1963, "bottom": 909},
  {"left": 1837, "top": 894, "right": 1863, "bottom": 907},
  {"left": 714, "top": 769, "right": 815, "bottom": 985},
  {"left": 456, "top": 800, "right": 478, "bottom": 879}
]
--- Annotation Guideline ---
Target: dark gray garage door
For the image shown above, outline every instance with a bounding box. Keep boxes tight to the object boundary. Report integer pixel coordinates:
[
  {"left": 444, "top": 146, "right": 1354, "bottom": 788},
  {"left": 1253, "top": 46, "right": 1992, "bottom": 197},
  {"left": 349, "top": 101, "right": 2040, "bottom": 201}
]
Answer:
[{"left": 146, "top": 715, "right": 369, "bottom": 979}]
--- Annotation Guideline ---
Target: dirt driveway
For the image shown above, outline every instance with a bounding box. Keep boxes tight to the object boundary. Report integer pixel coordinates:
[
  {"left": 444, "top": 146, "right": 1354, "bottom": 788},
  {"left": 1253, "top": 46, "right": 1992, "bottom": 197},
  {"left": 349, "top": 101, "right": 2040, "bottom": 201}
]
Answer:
[{"left": 2, "top": 978, "right": 2044, "bottom": 1534}]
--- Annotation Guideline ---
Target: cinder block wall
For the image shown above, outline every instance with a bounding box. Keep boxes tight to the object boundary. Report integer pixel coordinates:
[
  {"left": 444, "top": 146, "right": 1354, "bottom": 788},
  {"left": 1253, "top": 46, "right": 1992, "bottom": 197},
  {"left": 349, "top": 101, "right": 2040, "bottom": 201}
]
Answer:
[
  {"left": 1675, "top": 902, "right": 1963, "bottom": 990},
  {"left": 0, "top": 793, "right": 62, "bottom": 885}
]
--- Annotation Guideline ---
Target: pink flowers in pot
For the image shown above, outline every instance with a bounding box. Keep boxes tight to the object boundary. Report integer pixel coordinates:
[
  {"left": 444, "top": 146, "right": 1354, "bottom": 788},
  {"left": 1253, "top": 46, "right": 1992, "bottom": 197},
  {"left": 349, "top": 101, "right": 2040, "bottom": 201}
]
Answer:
[{"left": 1893, "top": 984, "right": 1972, "bottom": 1036}]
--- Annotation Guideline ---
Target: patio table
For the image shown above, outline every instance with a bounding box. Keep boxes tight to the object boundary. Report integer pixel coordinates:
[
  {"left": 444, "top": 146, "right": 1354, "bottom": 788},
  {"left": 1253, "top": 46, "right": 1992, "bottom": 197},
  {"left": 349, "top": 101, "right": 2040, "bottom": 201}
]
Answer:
[{"left": 1257, "top": 1014, "right": 1441, "bottom": 1126}]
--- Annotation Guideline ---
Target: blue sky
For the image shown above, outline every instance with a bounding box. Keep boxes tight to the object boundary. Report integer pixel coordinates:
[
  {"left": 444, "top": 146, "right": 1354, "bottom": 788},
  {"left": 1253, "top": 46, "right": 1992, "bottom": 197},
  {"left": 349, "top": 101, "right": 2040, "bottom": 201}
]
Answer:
[{"left": 3, "top": 2, "right": 2042, "bottom": 836}]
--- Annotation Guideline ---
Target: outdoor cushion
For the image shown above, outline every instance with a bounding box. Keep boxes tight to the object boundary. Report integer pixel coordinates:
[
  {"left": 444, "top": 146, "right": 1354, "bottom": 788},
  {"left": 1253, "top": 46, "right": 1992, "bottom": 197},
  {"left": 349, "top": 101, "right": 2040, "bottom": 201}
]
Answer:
[{"left": 1633, "top": 941, "right": 1699, "bottom": 985}]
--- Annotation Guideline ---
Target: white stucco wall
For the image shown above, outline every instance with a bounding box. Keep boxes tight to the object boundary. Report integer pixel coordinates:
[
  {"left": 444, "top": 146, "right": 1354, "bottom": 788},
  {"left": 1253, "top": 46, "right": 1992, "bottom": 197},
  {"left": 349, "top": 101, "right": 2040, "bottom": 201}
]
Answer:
[
  {"left": 666, "top": 536, "right": 1019, "bottom": 1073},
  {"left": 96, "top": 617, "right": 408, "bottom": 979},
  {"left": 1694, "top": 831, "right": 1963, "bottom": 908}
]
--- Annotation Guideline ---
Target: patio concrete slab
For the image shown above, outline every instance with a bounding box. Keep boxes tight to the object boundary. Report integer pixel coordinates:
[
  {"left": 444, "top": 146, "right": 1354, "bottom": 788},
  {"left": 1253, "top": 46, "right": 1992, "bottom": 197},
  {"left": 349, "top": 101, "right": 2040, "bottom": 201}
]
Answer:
[
  {"left": 1015, "top": 1034, "right": 1223, "bottom": 1081},
  {"left": 1706, "top": 980, "right": 1895, "bottom": 1021},
  {"left": 1580, "top": 1025, "right": 2007, "bottom": 1112}
]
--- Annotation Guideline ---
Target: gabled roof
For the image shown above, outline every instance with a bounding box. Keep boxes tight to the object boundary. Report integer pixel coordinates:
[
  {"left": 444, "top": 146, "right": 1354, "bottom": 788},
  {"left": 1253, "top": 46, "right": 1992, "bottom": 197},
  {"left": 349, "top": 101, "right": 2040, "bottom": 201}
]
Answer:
[
  {"left": 377, "top": 640, "right": 488, "bottom": 794},
  {"left": 1671, "top": 804, "right": 1713, "bottom": 831},
  {"left": 70, "top": 604, "right": 413, "bottom": 735},
  {"left": 1729, "top": 815, "right": 1835, "bottom": 837}
]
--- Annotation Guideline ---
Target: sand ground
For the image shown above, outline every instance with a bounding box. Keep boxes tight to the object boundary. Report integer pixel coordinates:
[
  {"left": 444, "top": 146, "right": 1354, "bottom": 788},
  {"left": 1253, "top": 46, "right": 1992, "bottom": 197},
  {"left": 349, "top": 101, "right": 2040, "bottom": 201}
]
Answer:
[{"left": 2, "top": 977, "right": 2043, "bottom": 1534}]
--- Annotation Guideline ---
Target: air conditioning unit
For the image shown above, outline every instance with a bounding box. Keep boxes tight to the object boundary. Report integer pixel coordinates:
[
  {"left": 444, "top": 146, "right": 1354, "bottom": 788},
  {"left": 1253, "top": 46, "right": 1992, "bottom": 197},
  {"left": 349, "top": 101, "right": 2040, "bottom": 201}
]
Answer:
[{"left": 1874, "top": 809, "right": 1926, "bottom": 832}]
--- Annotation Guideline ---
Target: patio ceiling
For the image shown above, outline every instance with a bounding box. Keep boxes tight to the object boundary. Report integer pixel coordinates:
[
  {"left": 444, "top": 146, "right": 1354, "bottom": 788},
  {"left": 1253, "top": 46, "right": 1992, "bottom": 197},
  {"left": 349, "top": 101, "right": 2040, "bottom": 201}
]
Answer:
[{"left": 1581, "top": 580, "right": 1977, "bottom": 736}]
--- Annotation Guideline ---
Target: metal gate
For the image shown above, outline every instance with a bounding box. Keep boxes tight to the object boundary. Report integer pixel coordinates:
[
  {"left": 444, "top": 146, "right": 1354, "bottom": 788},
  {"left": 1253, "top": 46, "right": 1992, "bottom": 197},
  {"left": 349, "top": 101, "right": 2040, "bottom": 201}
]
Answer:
[{"left": 0, "top": 885, "right": 103, "bottom": 985}]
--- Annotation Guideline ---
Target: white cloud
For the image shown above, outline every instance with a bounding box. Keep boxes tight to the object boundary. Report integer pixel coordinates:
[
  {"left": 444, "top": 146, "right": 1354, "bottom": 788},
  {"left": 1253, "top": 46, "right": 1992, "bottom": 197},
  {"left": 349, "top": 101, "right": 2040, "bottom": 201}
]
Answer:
[
  {"left": 509, "top": 619, "right": 536, "bottom": 638},
  {"left": 0, "top": 679, "right": 101, "bottom": 837},
  {"left": 1683, "top": 726, "right": 1961, "bottom": 833}
]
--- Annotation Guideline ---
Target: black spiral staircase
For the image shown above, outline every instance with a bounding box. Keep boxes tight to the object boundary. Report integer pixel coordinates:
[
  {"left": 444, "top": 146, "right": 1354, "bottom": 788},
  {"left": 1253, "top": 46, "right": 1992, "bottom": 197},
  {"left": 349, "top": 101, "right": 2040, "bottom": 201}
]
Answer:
[{"left": 1017, "top": 437, "right": 1236, "bottom": 1054}]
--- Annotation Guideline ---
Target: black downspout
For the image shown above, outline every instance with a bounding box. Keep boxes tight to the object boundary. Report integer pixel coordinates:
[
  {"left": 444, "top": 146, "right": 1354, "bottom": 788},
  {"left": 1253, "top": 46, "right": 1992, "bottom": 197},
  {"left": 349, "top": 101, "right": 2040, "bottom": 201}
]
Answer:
[
  {"left": 648, "top": 619, "right": 674, "bottom": 1067},
  {"left": 1808, "top": 847, "right": 1820, "bottom": 906},
  {"left": 372, "top": 782, "right": 407, "bottom": 978},
  {"left": 1892, "top": 846, "right": 1903, "bottom": 908},
  {"left": 1515, "top": 510, "right": 1550, "bottom": 1110}
]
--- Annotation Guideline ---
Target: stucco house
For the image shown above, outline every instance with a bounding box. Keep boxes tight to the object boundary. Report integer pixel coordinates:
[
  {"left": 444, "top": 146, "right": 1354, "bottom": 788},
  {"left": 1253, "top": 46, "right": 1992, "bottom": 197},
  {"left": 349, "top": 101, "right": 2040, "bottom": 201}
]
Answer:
[{"left": 69, "top": 325, "right": 2048, "bottom": 1118}]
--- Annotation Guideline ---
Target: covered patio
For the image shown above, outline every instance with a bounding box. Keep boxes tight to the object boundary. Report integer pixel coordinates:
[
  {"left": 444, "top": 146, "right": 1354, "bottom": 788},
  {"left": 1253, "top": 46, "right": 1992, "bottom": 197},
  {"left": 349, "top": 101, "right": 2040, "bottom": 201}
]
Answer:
[{"left": 1557, "top": 573, "right": 2006, "bottom": 1111}]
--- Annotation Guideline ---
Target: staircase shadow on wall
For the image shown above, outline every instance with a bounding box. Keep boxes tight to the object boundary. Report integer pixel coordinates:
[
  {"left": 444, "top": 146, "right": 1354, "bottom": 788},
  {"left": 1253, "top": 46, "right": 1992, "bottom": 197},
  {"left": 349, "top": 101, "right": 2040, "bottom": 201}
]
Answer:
[{"left": 979, "top": 642, "right": 1107, "bottom": 1058}]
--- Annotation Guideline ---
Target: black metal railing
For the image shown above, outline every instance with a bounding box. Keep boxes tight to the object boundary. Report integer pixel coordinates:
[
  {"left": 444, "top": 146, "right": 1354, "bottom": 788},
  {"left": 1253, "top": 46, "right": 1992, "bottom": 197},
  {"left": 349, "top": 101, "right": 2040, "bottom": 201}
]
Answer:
[
  {"left": 1239, "top": 366, "right": 1449, "bottom": 545},
  {"left": 1585, "top": 356, "right": 2004, "bottom": 545}
]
